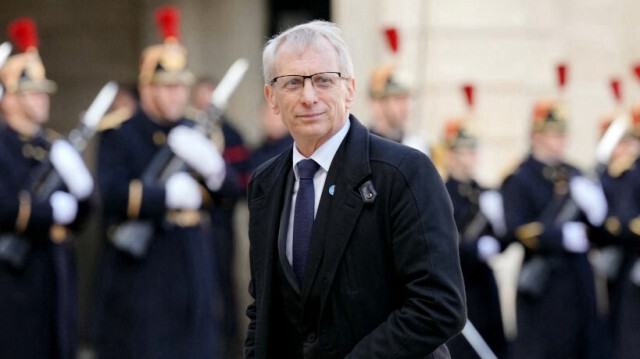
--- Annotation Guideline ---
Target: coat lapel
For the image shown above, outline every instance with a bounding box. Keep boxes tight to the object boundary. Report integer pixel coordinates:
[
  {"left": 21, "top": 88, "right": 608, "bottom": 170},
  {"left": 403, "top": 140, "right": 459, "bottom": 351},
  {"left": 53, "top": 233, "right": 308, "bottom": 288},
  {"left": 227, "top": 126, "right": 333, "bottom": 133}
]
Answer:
[
  {"left": 249, "top": 150, "right": 294, "bottom": 302},
  {"left": 277, "top": 171, "right": 300, "bottom": 294},
  {"left": 300, "top": 116, "right": 372, "bottom": 307}
]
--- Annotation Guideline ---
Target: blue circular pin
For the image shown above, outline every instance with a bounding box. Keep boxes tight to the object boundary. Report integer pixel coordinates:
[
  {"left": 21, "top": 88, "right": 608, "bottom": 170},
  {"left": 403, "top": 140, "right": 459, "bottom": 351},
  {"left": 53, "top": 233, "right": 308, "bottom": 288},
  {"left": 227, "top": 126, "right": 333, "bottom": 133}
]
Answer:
[{"left": 328, "top": 185, "right": 335, "bottom": 196}]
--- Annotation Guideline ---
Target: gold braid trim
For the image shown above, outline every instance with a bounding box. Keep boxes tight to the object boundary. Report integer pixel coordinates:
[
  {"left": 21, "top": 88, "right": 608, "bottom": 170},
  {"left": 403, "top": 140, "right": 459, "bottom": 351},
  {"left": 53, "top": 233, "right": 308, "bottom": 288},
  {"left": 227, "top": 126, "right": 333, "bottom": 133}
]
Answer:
[
  {"left": 127, "top": 180, "right": 143, "bottom": 219},
  {"left": 605, "top": 217, "right": 621, "bottom": 236},
  {"left": 50, "top": 225, "right": 68, "bottom": 244},
  {"left": 15, "top": 191, "right": 32, "bottom": 233},
  {"left": 515, "top": 222, "right": 544, "bottom": 249},
  {"left": 630, "top": 216, "right": 640, "bottom": 237}
]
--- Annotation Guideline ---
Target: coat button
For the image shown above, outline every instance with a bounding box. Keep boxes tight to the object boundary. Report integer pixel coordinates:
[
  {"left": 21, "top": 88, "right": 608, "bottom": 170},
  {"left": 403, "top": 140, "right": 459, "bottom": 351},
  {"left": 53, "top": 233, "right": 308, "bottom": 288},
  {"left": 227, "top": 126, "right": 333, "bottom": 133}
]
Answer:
[{"left": 306, "top": 332, "right": 317, "bottom": 343}]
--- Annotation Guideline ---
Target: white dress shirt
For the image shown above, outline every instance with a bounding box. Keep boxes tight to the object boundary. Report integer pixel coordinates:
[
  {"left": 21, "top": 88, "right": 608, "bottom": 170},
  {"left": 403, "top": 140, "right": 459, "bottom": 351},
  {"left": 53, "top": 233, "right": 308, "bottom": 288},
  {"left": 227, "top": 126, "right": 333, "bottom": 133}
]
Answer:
[{"left": 286, "top": 118, "right": 351, "bottom": 265}]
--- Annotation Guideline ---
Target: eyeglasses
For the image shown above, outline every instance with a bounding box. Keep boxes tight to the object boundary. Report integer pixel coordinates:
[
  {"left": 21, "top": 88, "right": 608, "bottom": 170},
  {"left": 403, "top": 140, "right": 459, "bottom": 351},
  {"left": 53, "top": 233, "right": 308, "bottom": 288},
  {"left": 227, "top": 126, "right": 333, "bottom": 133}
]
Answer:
[{"left": 270, "top": 72, "right": 348, "bottom": 92}]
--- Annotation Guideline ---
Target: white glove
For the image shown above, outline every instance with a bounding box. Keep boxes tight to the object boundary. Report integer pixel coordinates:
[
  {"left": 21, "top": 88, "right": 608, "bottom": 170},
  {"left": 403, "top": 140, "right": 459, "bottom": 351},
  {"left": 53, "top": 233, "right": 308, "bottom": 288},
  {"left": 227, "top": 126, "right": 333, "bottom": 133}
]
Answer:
[
  {"left": 167, "top": 126, "right": 226, "bottom": 191},
  {"left": 562, "top": 221, "right": 590, "bottom": 253},
  {"left": 165, "top": 172, "right": 202, "bottom": 210},
  {"left": 477, "top": 235, "right": 500, "bottom": 261},
  {"left": 50, "top": 139, "right": 94, "bottom": 200},
  {"left": 569, "top": 176, "right": 607, "bottom": 226},
  {"left": 479, "top": 190, "right": 506, "bottom": 237},
  {"left": 49, "top": 191, "right": 78, "bottom": 225}
]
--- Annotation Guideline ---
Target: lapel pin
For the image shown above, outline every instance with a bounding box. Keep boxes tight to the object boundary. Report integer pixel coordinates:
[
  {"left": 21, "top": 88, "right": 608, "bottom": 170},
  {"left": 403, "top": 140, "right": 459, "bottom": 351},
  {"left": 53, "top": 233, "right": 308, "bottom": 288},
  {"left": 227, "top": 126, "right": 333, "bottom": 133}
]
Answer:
[{"left": 328, "top": 184, "right": 335, "bottom": 196}]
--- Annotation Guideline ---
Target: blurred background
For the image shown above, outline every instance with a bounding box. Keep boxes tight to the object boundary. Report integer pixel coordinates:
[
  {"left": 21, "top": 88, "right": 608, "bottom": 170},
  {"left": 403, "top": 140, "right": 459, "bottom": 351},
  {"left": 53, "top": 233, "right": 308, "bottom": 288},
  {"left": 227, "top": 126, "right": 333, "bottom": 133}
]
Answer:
[{"left": 3, "top": 0, "right": 640, "bottom": 356}]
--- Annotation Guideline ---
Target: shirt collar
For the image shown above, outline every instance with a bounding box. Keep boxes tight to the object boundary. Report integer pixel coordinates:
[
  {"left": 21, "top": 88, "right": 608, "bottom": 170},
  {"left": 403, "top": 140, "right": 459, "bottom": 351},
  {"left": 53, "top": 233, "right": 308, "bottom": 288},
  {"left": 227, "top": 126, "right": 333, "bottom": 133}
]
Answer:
[{"left": 292, "top": 116, "right": 351, "bottom": 177}]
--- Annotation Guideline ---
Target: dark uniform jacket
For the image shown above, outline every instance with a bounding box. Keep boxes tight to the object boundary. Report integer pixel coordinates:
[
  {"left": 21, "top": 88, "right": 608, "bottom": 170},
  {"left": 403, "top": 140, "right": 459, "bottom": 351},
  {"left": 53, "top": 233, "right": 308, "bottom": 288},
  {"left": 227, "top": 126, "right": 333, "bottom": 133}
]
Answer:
[
  {"left": 0, "top": 122, "right": 81, "bottom": 359},
  {"left": 444, "top": 177, "right": 507, "bottom": 358},
  {"left": 245, "top": 116, "right": 466, "bottom": 358},
  {"left": 208, "top": 119, "right": 251, "bottom": 357},
  {"left": 93, "top": 108, "right": 218, "bottom": 359},
  {"left": 607, "top": 157, "right": 640, "bottom": 359},
  {"left": 501, "top": 155, "right": 604, "bottom": 359}
]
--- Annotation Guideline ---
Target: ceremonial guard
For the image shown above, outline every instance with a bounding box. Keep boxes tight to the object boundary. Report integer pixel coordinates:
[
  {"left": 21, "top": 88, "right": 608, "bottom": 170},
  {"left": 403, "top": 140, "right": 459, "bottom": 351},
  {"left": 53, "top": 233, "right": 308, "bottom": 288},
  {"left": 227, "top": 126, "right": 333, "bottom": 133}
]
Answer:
[
  {"left": 0, "top": 18, "right": 94, "bottom": 358},
  {"left": 500, "top": 99, "right": 608, "bottom": 358},
  {"left": 368, "top": 28, "right": 429, "bottom": 155},
  {"left": 368, "top": 65, "right": 429, "bottom": 155},
  {"left": 609, "top": 104, "right": 640, "bottom": 359},
  {"left": 92, "top": 6, "right": 224, "bottom": 358},
  {"left": 440, "top": 118, "right": 507, "bottom": 358},
  {"left": 190, "top": 77, "right": 252, "bottom": 356}
]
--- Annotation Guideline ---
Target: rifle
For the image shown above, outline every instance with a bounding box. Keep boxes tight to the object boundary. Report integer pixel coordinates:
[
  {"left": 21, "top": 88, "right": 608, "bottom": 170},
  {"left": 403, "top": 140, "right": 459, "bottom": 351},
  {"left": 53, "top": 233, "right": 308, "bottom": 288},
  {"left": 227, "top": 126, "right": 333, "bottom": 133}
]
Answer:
[
  {"left": 0, "top": 42, "right": 13, "bottom": 101},
  {"left": 461, "top": 320, "right": 498, "bottom": 359},
  {"left": 461, "top": 207, "right": 489, "bottom": 243},
  {"left": 552, "top": 113, "right": 628, "bottom": 224},
  {"left": 0, "top": 82, "right": 118, "bottom": 269},
  {"left": 110, "top": 58, "right": 249, "bottom": 258},
  {"left": 517, "top": 114, "right": 628, "bottom": 297},
  {"left": 460, "top": 189, "right": 506, "bottom": 245}
]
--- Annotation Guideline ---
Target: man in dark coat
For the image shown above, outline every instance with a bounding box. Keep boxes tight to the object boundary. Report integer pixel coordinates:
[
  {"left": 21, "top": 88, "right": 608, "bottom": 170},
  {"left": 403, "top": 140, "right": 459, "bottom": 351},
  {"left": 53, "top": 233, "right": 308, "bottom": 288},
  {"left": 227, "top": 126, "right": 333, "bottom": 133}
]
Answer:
[
  {"left": 440, "top": 119, "right": 507, "bottom": 358},
  {"left": 93, "top": 6, "right": 224, "bottom": 358},
  {"left": 500, "top": 100, "right": 608, "bottom": 358},
  {"left": 0, "top": 18, "right": 94, "bottom": 359},
  {"left": 245, "top": 20, "right": 466, "bottom": 358}
]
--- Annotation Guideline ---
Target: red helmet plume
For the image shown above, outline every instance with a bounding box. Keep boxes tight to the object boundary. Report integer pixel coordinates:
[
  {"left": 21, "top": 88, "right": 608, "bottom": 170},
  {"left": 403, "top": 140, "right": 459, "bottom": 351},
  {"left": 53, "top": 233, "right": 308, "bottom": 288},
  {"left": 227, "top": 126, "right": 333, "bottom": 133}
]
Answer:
[
  {"left": 557, "top": 63, "right": 567, "bottom": 90},
  {"left": 610, "top": 78, "right": 622, "bottom": 104},
  {"left": 462, "top": 83, "right": 474, "bottom": 108},
  {"left": 383, "top": 27, "right": 399, "bottom": 54},
  {"left": 155, "top": 6, "right": 181, "bottom": 41},
  {"left": 7, "top": 17, "right": 39, "bottom": 53},
  {"left": 633, "top": 63, "right": 640, "bottom": 83}
]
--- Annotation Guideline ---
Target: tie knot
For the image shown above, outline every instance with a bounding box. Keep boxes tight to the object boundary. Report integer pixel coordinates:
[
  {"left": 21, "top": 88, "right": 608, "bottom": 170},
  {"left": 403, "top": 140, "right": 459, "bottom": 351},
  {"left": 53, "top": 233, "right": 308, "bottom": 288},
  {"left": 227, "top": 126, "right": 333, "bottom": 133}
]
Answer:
[{"left": 297, "top": 159, "right": 320, "bottom": 180}]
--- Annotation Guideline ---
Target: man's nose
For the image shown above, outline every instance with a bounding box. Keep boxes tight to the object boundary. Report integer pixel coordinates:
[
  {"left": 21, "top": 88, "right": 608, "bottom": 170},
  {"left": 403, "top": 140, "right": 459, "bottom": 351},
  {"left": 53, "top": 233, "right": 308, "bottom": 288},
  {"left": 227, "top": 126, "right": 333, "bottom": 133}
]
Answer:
[{"left": 300, "top": 78, "right": 318, "bottom": 104}]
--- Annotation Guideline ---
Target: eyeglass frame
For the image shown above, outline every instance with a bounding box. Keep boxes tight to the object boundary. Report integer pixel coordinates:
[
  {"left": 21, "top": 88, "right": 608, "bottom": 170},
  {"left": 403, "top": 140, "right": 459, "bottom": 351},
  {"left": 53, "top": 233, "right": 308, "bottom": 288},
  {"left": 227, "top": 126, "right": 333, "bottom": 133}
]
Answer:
[{"left": 269, "top": 71, "right": 349, "bottom": 91}]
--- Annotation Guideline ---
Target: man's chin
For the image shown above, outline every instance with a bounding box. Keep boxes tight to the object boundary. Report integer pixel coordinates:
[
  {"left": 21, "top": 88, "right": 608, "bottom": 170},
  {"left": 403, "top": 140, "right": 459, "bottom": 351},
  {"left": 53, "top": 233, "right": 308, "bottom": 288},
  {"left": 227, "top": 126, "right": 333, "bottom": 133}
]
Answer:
[
  {"left": 33, "top": 116, "right": 49, "bottom": 126},
  {"left": 162, "top": 114, "right": 184, "bottom": 123}
]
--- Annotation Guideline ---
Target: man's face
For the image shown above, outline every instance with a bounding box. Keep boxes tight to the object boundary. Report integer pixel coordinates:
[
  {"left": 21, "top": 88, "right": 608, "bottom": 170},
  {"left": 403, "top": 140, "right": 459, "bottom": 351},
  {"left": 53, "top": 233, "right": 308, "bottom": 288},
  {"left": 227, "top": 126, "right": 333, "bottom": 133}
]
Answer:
[
  {"left": 449, "top": 147, "right": 477, "bottom": 178},
  {"left": 381, "top": 94, "right": 410, "bottom": 131},
  {"left": 192, "top": 83, "right": 215, "bottom": 112},
  {"left": 264, "top": 38, "right": 355, "bottom": 153},
  {"left": 533, "top": 131, "right": 566, "bottom": 162},
  {"left": 141, "top": 83, "right": 190, "bottom": 123},
  {"left": 18, "top": 91, "right": 50, "bottom": 125}
]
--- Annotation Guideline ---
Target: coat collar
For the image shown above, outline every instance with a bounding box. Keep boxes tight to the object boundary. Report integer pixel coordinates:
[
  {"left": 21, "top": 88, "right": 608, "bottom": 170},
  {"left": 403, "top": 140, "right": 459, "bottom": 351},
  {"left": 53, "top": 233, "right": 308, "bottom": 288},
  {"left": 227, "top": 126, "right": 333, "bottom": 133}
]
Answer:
[{"left": 252, "top": 114, "right": 371, "bottom": 206}]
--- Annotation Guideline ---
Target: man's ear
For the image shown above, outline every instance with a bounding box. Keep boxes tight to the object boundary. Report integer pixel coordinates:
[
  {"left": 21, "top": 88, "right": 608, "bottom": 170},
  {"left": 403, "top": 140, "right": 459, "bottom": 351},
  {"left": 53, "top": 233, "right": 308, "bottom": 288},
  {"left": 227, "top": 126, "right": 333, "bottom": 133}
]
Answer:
[
  {"left": 345, "top": 77, "right": 356, "bottom": 110},
  {"left": 264, "top": 84, "right": 280, "bottom": 115}
]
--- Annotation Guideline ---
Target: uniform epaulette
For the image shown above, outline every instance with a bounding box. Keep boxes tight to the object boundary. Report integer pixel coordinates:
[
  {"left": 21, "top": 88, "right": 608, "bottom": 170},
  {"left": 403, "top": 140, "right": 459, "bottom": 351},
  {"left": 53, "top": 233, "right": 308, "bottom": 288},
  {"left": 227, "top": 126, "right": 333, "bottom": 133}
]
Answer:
[
  {"left": 99, "top": 108, "right": 133, "bottom": 131},
  {"left": 44, "top": 128, "right": 62, "bottom": 142}
]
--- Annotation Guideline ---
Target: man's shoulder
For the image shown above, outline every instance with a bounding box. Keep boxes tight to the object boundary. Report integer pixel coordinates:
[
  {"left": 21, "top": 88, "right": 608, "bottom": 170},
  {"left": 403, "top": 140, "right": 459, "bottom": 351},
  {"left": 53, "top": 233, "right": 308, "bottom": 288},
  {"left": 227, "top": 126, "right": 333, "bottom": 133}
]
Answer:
[
  {"left": 250, "top": 148, "right": 290, "bottom": 185},
  {"left": 100, "top": 109, "right": 142, "bottom": 135},
  {"left": 368, "top": 132, "right": 430, "bottom": 167}
]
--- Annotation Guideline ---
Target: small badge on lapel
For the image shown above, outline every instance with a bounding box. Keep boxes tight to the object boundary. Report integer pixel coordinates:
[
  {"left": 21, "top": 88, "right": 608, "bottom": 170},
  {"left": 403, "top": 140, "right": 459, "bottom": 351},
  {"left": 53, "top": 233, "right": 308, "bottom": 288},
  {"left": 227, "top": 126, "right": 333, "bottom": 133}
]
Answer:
[{"left": 328, "top": 184, "right": 335, "bottom": 196}]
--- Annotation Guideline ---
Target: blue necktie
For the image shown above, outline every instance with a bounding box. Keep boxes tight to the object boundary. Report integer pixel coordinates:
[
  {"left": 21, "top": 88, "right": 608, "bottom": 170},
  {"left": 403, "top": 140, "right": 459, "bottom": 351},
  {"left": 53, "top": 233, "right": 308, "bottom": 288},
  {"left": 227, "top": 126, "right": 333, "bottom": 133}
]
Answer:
[{"left": 292, "top": 159, "right": 320, "bottom": 285}]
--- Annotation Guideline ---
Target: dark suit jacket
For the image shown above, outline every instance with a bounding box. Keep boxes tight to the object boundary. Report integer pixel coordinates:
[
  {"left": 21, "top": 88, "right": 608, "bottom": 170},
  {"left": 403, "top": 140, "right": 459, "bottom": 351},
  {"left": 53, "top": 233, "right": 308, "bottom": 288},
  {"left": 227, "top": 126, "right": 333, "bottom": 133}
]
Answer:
[{"left": 245, "top": 116, "right": 465, "bottom": 358}]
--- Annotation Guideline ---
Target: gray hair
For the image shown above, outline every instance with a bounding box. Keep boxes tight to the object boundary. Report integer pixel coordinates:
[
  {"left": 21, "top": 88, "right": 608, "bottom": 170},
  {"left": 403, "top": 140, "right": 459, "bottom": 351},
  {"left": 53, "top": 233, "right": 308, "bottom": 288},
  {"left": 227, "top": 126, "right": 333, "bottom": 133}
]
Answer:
[{"left": 262, "top": 20, "right": 354, "bottom": 84}]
